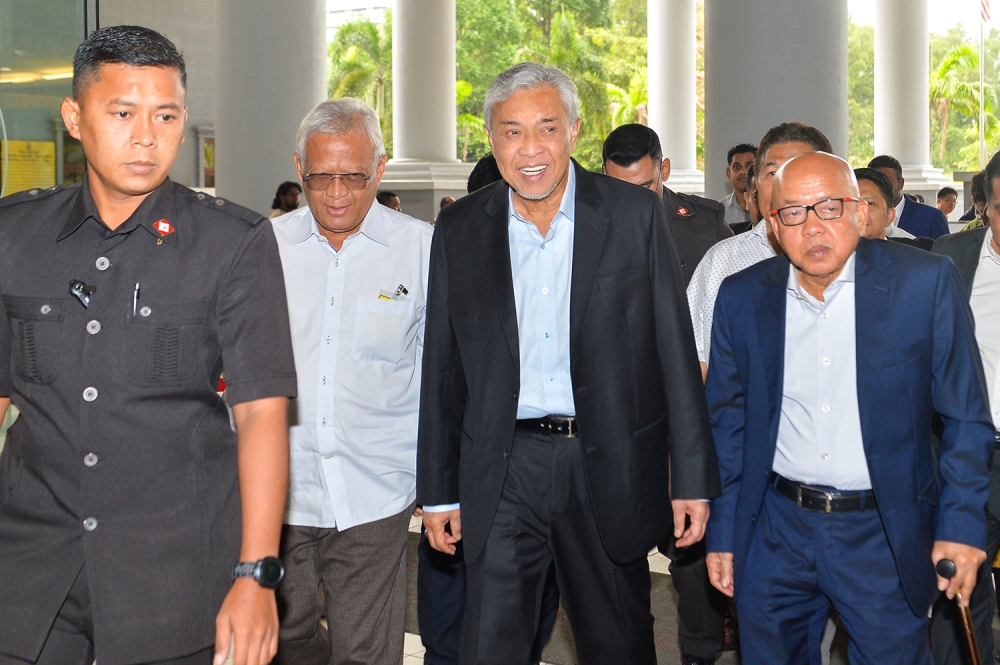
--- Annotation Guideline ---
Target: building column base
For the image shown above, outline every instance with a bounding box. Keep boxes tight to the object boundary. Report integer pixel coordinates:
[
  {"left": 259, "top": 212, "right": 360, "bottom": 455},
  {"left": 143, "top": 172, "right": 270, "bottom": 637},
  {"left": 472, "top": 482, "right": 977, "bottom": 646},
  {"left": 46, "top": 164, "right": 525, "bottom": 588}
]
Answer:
[
  {"left": 381, "top": 160, "right": 474, "bottom": 223},
  {"left": 900, "top": 164, "right": 960, "bottom": 218},
  {"left": 665, "top": 169, "right": 705, "bottom": 197}
]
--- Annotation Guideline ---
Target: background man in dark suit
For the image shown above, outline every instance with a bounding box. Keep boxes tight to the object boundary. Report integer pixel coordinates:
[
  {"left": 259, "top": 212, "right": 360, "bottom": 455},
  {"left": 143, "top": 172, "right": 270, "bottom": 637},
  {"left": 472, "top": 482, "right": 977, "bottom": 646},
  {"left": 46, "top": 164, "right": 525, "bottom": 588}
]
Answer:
[
  {"left": 417, "top": 62, "right": 719, "bottom": 664},
  {"left": 854, "top": 168, "right": 934, "bottom": 251},
  {"left": 930, "top": 150, "right": 1000, "bottom": 665},
  {"left": 705, "top": 152, "right": 993, "bottom": 664},
  {"left": 869, "top": 154, "right": 950, "bottom": 239}
]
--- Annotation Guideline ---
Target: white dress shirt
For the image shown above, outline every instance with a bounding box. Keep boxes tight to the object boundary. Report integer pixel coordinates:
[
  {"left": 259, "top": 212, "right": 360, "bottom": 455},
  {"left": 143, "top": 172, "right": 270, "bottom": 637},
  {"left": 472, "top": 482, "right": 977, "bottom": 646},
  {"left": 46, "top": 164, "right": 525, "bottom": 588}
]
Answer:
[
  {"left": 272, "top": 203, "right": 433, "bottom": 530},
  {"left": 772, "top": 253, "right": 871, "bottom": 490},
  {"left": 894, "top": 194, "right": 906, "bottom": 222},
  {"left": 721, "top": 191, "right": 750, "bottom": 226},
  {"left": 971, "top": 229, "right": 1000, "bottom": 431},
  {"left": 885, "top": 222, "right": 916, "bottom": 239},
  {"left": 688, "top": 219, "right": 776, "bottom": 363}
]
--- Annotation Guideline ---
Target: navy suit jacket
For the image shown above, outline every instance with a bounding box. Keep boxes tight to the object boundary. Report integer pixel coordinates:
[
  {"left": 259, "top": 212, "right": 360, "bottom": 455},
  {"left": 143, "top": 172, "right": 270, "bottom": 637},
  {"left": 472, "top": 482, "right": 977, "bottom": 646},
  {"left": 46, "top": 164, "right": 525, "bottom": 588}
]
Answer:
[
  {"left": 897, "top": 194, "right": 951, "bottom": 239},
  {"left": 705, "top": 238, "right": 994, "bottom": 615}
]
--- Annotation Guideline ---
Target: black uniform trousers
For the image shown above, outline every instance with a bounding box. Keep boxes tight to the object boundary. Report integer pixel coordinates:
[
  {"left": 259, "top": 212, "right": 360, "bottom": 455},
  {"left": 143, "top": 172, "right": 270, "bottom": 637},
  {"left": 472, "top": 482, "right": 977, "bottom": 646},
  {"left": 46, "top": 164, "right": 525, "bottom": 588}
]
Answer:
[
  {"left": 930, "top": 438, "right": 1000, "bottom": 665},
  {"left": 659, "top": 536, "right": 730, "bottom": 659},
  {"left": 459, "top": 429, "right": 656, "bottom": 665}
]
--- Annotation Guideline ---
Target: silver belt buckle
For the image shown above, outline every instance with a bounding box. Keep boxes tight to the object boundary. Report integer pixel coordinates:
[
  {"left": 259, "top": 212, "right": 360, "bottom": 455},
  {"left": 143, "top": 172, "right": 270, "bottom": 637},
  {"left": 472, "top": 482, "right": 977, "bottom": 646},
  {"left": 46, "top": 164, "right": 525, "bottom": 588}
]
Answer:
[
  {"left": 548, "top": 417, "right": 575, "bottom": 438},
  {"left": 796, "top": 485, "right": 804, "bottom": 509},
  {"left": 824, "top": 491, "right": 834, "bottom": 514}
]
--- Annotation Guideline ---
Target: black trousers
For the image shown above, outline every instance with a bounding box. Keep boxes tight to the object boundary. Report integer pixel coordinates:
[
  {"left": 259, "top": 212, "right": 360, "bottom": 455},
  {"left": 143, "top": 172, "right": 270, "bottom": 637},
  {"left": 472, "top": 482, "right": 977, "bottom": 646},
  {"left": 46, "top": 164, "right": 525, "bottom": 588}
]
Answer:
[
  {"left": 930, "top": 443, "right": 1000, "bottom": 665},
  {"left": 659, "top": 535, "right": 730, "bottom": 659},
  {"left": 460, "top": 429, "right": 656, "bottom": 665}
]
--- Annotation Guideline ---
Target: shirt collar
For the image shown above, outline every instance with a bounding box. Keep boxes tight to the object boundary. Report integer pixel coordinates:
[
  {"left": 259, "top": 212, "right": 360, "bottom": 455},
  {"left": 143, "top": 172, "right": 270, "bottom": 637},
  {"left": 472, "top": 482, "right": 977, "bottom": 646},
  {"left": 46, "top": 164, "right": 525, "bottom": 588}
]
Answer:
[
  {"left": 751, "top": 218, "right": 775, "bottom": 249},
  {"left": 787, "top": 250, "right": 857, "bottom": 308},
  {"left": 291, "top": 200, "right": 389, "bottom": 248},
  {"left": 894, "top": 194, "right": 906, "bottom": 219},
  {"left": 58, "top": 175, "right": 179, "bottom": 247},
  {"left": 508, "top": 163, "right": 576, "bottom": 230},
  {"left": 981, "top": 227, "right": 1000, "bottom": 267}
]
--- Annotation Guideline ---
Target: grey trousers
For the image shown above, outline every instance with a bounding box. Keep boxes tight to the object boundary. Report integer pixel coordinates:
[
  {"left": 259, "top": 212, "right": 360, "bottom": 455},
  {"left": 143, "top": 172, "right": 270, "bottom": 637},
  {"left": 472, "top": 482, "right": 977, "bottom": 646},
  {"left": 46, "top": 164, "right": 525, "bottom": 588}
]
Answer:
[{"left": 275, "top": 503, "right": 414, "bottom": 665}]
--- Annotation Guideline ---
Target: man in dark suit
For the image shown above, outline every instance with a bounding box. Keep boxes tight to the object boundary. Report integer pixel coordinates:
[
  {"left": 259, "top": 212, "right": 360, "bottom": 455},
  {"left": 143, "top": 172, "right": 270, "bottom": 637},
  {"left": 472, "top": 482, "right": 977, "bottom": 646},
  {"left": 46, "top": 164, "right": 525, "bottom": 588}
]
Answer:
[
  {"left": 705, "top": 152, "right": 994, "bottom": 664},
  {"left": 417, "top": 62, "right": 720, "bottom": 664},
  {"left": 869, "top": 154, "right": 950, "bottom": 239},
  {"left": 854, "top": 167, "right": 934, "bottom": 251},
  {"left": 930, "top": 151, "right": 1000, "bottom": 665},
  {"left": 602, "top": 123, "right": 733, "bottom": 287},
  {"left": 601, "top": 123, "right": 732, "bottom": 664}
]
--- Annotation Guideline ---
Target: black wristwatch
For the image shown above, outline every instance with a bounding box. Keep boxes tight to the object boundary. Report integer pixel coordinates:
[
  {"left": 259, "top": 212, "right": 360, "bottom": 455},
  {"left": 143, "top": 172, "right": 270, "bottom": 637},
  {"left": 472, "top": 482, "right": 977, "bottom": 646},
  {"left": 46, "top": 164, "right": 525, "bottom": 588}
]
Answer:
[{"left": 231, "top": 557, "right": 285, "bottom": 589}]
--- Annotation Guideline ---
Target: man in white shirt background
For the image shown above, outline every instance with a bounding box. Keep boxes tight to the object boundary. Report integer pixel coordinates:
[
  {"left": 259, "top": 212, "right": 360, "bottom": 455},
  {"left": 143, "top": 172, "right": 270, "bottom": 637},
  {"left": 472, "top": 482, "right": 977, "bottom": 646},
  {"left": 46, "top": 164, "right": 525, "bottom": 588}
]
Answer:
[
  {"left": 720, "top": 143, "right": 756, "bottom": 226},
  {"left": 271, "top": 98, "right": 433, "bottom": 665}
]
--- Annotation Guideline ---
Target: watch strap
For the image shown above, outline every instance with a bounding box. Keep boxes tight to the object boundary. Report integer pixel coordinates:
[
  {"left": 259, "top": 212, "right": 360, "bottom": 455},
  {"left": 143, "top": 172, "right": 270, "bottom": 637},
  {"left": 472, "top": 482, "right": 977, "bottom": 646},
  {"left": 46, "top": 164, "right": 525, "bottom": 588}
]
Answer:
[{"left": 232, "top": 561, "right": 257, "bottom": 580}]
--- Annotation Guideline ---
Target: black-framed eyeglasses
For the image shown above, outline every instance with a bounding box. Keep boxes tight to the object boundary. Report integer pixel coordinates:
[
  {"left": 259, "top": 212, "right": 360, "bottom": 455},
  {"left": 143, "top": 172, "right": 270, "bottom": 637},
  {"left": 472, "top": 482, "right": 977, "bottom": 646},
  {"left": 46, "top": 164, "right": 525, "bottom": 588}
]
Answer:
[
  {"left": 770, "top": 197, "right": 860, "bottom": 226},
  {"left": 301, "top": 171, "right": 374, "bottom": 192}
]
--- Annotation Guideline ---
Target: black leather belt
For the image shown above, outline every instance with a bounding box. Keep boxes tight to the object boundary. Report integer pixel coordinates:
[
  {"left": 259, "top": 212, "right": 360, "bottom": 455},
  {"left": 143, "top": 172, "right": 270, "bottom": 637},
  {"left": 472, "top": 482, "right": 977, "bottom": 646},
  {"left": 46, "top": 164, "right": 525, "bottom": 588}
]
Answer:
[
  {"left": 516, "top": 416, "right": 577, "bottom": 438},
  {"left": 772, "top": 473, "right": 877, "bottom": 513}
]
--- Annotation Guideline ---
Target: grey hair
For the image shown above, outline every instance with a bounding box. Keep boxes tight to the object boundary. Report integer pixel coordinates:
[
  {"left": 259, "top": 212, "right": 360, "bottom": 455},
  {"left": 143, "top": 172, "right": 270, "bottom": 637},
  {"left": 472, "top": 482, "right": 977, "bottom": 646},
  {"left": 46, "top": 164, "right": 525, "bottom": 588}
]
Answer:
[
  {"left": 484, "top": 62, "right": 580, "bottom": 132},
  {"left": 295, "top": 97, "right": 386, "bottom": 165}
]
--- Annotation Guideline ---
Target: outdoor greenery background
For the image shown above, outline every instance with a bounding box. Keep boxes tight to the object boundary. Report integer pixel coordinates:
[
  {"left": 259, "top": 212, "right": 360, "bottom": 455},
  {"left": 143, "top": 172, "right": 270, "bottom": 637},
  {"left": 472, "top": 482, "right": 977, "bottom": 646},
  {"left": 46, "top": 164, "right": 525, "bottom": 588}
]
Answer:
[{"left": 329, "top": 0, "right": 999, "bottom": 175}]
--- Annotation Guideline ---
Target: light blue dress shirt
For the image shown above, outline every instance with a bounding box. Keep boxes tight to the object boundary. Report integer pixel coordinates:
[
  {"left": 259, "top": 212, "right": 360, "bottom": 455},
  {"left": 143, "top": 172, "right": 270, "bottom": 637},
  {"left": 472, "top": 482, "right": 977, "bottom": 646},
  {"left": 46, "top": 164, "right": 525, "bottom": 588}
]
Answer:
[{"left": 772, "top": 251, "right": 872, "bottom": 490}]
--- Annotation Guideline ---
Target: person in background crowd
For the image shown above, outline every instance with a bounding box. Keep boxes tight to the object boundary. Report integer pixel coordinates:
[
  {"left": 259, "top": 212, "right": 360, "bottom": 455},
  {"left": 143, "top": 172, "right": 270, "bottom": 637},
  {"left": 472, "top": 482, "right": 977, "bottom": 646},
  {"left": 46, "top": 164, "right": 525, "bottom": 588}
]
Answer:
[
  {"left": 929, "top": 150, "right": 1000, "bottom": 665},
  {"left": 270, "top": 181, "right": 302, "bottom": 219},
  {"left": 912, "top": 193, "right": 926, "bottom": 204},
  {"left": 601, "top": 123, "right": 732, "bottom": 665},
  {"left": 720, "top": 143, "right": 757, "bottom": 226},
  {"left": 602, "top": 123, "right": 733, "bottom": 287},
  {"left": 854, "top": 168, "right": 934, "bottom": 250},
  {"left": 959, "top": 171, "right": 988, "bottom": 229},
  {"left": 272, "top": 98, "right": 431, "bottom": 665},
  {"left": 687, "top": 122, "right": 833, "bottom": 380},
  {"left": 706, "top": 151, "right": 993, "bottom": 665},
  {"left": 0, "top": 25, "right": 297, "bottom": 665},
  {"left": 729, "top": 164, "right": 759, "bottom": 235},
  {"left": 869, "top": 154, "right": 949, "bottom": 239},
  {"left": 376, "top": 190, "right": 402, "bottom": 212},
  {"left": 936, "top": 186, "right": 958, "bottom": 218},
  {"left": 466, "top": 153, "right": 504, "bottom": 193},
  {"left": 440, "top": 196, "right": 455, "bottom": 211}
]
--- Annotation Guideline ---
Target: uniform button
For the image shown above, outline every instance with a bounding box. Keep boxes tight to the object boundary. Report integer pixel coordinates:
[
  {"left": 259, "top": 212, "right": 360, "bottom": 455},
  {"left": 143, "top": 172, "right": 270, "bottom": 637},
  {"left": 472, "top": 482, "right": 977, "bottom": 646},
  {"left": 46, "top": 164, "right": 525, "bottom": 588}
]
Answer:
[
  {"left": 83, "top": 387, "right": 98, "bottom": 402},
  {"left": 512, "top": 392, "right": 518, "bottom": 400},
  {"left": 214, "top": 198, "right": 225, "bottom": 206},
  {"left": 681, "top": 262, "right": 688, "bottom": 268},
  {"left": 139, "top": 306, "right": 152, "bottom": 317},
  {"left": 83, "top": 517, "right": 98, "bottom": 531},
  {"left": 40, "top": 304, "right": 52, "bottom": 315},
  {"left": 86, "top": 320, "right": 101, "bottom": 335},
  {"left": 29, "top": 189, "right": 39, "bottom": 196},
  {"left": 95, "top": 256, "right": 110, "bottom": 271},
  {"left": 196, "top": 193, "right": 206, "bottom": 200},
  {"left": 84, "top": 453, "right": 98, "bottom": 467},
  {"left": 502, "top": 450, "right": 509, "bottom": 460}
]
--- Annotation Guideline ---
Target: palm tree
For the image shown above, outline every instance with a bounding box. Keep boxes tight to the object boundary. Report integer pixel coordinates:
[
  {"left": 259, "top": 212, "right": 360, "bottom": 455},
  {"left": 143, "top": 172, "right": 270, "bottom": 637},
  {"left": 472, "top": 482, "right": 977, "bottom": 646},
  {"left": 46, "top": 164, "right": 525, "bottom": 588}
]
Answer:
[
  {"left": 929, "top": 44, "right": 979, "bottom": 161},
  {"left": 608, "top": 68, "right": 648, "bottom": 127},
  {"left": 328, "top": 13, "right": 392, "bottom": 140}
]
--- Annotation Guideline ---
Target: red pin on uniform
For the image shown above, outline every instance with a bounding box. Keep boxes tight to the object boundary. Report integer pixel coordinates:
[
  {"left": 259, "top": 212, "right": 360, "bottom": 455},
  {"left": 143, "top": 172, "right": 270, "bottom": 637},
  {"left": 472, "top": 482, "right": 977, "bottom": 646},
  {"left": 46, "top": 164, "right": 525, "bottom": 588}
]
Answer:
[
  {"left": 677, "top": 206, "right": 693, "bottom": 217},
  {"left": 153, "top": 219, "right": 174, "bottom": 236}
]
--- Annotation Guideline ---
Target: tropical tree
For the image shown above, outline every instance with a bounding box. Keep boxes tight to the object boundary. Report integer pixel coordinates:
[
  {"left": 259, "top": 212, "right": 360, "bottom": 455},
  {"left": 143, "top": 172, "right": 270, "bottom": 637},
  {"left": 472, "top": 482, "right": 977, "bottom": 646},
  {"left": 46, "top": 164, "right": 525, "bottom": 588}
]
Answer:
[
  {"left": 929, "top": 44, "right": 980, "bottom": 161},
  {"left": 328, "top": 13, "right": 393, "bottom": 152},
  {"left": 607, "top": 68, "right": 648, "bottom": 126}
]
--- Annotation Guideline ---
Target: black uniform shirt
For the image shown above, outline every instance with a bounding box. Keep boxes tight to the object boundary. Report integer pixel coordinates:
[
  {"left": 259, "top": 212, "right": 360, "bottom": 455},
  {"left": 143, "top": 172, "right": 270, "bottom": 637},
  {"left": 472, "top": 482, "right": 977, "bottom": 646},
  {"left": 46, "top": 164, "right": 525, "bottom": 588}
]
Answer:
[
  {"left": 662, "top": 188, "right": 733, "bottom": 286},
  {"left": 0, "top": 177, "right": 297, "bottom": 664}
]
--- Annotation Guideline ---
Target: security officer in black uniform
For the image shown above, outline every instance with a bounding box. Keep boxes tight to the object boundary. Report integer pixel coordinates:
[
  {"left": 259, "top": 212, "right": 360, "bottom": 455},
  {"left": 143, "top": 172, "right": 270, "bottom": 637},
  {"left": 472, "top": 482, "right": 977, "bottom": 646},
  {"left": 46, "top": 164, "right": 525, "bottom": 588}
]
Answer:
[
  {"left": 602, "top": 124, "right": 732, "bottom": 287},
  {"left": 0, "top": 26, "right": 296, "bottom": 665},
  {"left": 602, "top": 124, "right": 733, "bottom": 665}
]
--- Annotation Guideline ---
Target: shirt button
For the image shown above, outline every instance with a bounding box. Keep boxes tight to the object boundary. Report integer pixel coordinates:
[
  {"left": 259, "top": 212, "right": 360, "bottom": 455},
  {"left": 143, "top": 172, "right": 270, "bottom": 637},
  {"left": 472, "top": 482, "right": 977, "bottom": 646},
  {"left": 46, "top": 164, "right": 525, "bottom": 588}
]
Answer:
[
  {"left": 541, "top": 287, "right": 549, "bottom": 294},
  {"left": 821, "top": 312, "right": 829, "bottom": 319},
  {"left": 822, "top": 358, "right": 830, "bottom": 366},
  {"left": 540, "top": 244, "right": 546, "bottom": 250},
  {"left": 822, "top": 453, "right": 830, "bottom": 460},
  {"left": 322, "top": 418, "right": 327, "bottom": 427},
  {"left": 83, "top": 517, "right": 98, "bottom": 531},
  {"left": 95, "top": 257, "right": 110, "bottom": 271},
  {"left": 139, "top": 306, "right": 152, "bottom": 317},
  {"left": 40, "top": 304, "right": 52, "bottom": 315},
  {"left": 322, "top": 376, "right": 327, "bottom": 385},
  {"left": 548, "top": 376, "right": 555, "bottom": 382},
  {"left": 84, "top": 453, "right": 98, "bottom": 467},
  {"left": 86, "top": 320, "right": 101, "bottom": 335},
  {"left": 821, "top": 404, "right": 830, "bottom": 413},
  {"left": 544, "top": 332, "right": 550, "bottom": 339},
  {"left": 83, "top": 387, "right": 98, "bottom": 402},
  {"left": 330, "top": 297, "right": 336, "bottom": 305},
  {"left": 326, "top": 336, "right": 332, "bottom": 345},
  {"left": 334, "top": 260, "right": 340, "bottom": 267}
]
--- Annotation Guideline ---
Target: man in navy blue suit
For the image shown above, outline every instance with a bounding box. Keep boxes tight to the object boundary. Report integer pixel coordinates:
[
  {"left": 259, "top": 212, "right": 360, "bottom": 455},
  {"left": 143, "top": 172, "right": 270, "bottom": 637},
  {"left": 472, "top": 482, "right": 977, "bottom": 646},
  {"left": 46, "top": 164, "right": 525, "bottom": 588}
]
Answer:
[
  {"left": 869, "top": 154, "right": 950, "bottom": 239},
  {"left": 704, "top": 152, "right": 994, "bottom": 664}
]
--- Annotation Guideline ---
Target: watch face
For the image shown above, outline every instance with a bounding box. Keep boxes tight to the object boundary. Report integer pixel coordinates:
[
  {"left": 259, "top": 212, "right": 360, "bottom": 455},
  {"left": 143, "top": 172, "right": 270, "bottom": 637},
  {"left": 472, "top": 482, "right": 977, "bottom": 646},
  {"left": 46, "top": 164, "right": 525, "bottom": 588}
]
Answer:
[{"left": 259, "top": 558, "right": 284, "bottom": 587}]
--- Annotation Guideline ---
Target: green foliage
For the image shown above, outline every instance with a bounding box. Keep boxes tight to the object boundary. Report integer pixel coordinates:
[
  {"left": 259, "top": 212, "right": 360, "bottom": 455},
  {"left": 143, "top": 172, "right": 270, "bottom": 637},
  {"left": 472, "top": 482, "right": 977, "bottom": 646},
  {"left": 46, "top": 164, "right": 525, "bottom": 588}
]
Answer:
[{"left": 847, "top": 22, "right": 874, "bottom": 167}]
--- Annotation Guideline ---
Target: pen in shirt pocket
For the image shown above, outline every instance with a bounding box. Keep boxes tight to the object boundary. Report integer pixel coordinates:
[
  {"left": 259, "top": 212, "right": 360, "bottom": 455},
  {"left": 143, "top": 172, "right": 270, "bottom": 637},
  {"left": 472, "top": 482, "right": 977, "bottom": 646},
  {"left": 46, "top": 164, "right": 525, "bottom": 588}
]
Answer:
[{"left": 132, "top": 283, "right": 140, "bottom": 316}]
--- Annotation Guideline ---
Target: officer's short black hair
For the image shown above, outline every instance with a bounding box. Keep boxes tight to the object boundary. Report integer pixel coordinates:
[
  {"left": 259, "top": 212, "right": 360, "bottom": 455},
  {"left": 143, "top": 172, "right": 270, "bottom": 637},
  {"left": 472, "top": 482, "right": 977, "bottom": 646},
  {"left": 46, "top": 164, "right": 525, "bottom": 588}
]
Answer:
[
  {"left": 271, "top": 181, "right": 301, "bottom": 209},
  {"left": 971, "top": 170, "right": 988, "bottom": 203},
  {"left": 984, "top": 151, "right": 1000, "bottom": 201},
  {"left": 854, "top": 168, "right": 895, "bottom": 209},
  {"left": 755, "top": 123, "right": 833, "bottom": 180},
  {"left": 376, "top": 191, "right": 398, "bottom": 206},
  {"left": 936, "top": 186, "right": 958, "bottom": 200},
  {"left": 868, "top": 155, "right": 903, "bottom": 180},
  {"left": 467, "top": 153, "right": 504, "bottom": 193},
  {"left": 727, "top": 143, "right": 757, "bottom": 166},
  {"left": 73, "top": 25, "right": 186, "bottom": 99},
  {"left": 602, "top": 124, "right": 662, "bottom": 168}
]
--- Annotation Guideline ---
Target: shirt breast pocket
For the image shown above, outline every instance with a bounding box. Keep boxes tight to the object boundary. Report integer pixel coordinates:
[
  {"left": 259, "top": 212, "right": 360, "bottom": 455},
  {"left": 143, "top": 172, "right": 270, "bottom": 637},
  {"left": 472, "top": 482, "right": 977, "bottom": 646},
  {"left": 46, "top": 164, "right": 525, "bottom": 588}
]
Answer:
[
  {"left": 352, "top": 297, "right": 414, "bottom": 364},
  {"left": 125, "top": 300, "right": 210, "bottom": 387},
  {"left": 2, "top": 295, "right": 65, "bottom": 385}
]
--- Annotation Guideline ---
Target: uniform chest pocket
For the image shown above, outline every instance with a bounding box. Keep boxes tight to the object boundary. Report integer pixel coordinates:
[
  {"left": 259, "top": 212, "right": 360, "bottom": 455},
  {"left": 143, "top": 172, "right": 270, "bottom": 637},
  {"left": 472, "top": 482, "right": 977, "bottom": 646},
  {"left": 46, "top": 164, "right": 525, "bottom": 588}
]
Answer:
[
  {"left": 2, "top": 295, "right": 65, "bottom": 385},
  {"left": 352, "top": 297, "right": 414, "bottom": 364},
  {"left": 125, "top": 300, "right": 210, "bottom": 386}
]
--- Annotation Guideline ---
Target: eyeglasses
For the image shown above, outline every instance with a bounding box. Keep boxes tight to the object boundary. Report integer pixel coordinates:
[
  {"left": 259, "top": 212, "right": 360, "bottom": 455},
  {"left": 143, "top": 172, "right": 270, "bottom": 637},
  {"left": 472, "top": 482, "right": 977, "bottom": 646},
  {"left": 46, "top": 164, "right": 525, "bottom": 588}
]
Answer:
[
  {"left": 301, "top": 171, "right": 374, "bottom": 192},
  {"left": 771, "top": 197, "right": 860, "bottom": 226}
]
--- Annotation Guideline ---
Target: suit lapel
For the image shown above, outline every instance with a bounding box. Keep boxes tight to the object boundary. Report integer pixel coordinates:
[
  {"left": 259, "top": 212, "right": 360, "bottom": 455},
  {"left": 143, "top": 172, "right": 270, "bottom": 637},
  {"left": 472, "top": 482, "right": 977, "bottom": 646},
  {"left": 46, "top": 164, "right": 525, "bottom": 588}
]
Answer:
[
  {"left": 853, "top": 240, "right": 895, "bottom": 456},
  {"left": 753, "top": 257, "right": 789, "bottom": 445},
  {"left": 480, "top": 182, "right": 520, "bottom": 368},
  {"left": 953, "top": 228, "right": 987, "bottom": 299},
  {"left": 569, "top": 163, "right": 611, "bottom": 356}
]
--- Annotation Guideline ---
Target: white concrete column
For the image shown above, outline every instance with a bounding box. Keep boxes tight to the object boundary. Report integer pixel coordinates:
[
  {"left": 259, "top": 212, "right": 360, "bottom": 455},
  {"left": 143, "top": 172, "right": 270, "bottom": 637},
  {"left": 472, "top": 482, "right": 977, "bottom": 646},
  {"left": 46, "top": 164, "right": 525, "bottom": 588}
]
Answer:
[
  {"left": 704, "top": 0, "right": 849, "bottom": 200},
  {"left": 647, "top": 0, "right": 702, "bottom": 193},
  {"left": 215, "top": 0, "right": 326, "bottom": 214},
  {"left": 874, "top": 0, "right": 951, "bottom": 196},
  {"left": 391, "top": 0, "right": 457, "bottom": 162}
]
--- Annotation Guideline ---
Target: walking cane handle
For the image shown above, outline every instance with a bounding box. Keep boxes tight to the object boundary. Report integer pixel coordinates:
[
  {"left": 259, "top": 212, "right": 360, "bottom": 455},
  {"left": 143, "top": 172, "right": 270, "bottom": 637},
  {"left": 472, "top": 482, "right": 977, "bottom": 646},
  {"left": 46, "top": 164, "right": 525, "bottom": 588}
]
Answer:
[{"left": 937, "top": 558, "right": 958, "bottom": 580}]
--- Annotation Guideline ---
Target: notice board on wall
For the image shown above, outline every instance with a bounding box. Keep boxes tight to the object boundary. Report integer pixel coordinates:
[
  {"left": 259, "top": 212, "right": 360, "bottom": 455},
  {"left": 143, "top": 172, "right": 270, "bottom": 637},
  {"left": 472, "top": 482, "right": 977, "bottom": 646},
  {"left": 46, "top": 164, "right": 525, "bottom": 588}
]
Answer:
[{"left": 0, "top": 140, "right": 56, "bottom": 194}]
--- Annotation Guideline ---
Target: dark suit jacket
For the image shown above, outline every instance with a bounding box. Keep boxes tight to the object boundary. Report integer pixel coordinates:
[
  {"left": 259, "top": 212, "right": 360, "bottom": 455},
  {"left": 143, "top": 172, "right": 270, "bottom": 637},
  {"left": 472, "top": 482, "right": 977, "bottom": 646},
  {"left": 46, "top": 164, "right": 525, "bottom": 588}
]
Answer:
[
  {"left": 705, "top": 239, "right": 994, "bottom": 615},
  {"left": 662, "top": 189, "right": 733, "bottom": 286},
  {"left": 933, "top": 227, "right": 989, "bottom": 297},
  {"left": 897, "top": 194, "right": 950, "bottom": 239},
  {"left": 417, "top": 161, "right": 720, "bottom": 565},
  {"left": 888, "top": 235, "right": 934, "bottom": 251}
]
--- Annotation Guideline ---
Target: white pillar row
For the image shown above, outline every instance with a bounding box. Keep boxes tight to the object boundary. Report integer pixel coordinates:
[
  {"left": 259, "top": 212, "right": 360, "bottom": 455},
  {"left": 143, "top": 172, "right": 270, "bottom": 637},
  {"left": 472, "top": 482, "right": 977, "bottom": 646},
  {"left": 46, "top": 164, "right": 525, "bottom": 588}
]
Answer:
[
  {"left": 874, "top": 0, "right": 951, "bottom": 197},
  {"left": 703, "top": 0, "right": 849, "bottom": 200},
  {"left": 647, "top": 0, "right": 703, "bottom": 194},
  {"left": 215, "top": 0, "right": 326, "bottom": 214}
]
